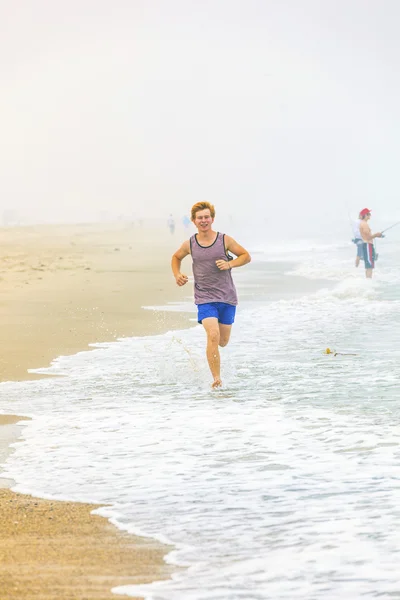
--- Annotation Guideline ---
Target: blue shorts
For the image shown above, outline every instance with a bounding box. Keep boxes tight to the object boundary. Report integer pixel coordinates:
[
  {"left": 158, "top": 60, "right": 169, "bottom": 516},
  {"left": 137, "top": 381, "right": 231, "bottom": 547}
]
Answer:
[
  {"left": 362, "top": 242, "right": 375, "bottom": 269},
  {"left": 197, "top": 302, "right": 236, "bottom": 325},
  {"left": 356, "top": 242, "right": 364, "bottom": 259}
]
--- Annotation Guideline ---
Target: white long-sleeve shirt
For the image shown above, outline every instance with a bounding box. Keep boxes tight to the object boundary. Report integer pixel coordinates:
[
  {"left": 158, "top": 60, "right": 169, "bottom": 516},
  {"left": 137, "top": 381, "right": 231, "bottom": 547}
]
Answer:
[{"left": 352, "top": 219, "right": 362, "bottom": 240}]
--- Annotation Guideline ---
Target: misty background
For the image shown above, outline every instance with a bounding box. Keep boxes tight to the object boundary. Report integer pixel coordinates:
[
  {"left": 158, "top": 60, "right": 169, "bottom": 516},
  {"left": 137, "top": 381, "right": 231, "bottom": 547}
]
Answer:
[{"left": 1, "top": 0, "right": 400, "bottom": 239}]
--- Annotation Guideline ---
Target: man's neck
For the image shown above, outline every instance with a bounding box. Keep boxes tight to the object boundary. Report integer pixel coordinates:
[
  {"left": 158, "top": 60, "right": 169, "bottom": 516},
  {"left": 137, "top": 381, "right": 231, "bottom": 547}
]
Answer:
[{"left": 196, "top": 228, "right": 217, "bottom": 242}]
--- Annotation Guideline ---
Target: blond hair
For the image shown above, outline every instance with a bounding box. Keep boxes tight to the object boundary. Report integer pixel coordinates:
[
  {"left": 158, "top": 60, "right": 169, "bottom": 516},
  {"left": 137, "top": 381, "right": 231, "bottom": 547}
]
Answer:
[{"left": 191, "top": 201, "right": 215, "bottom": 221}]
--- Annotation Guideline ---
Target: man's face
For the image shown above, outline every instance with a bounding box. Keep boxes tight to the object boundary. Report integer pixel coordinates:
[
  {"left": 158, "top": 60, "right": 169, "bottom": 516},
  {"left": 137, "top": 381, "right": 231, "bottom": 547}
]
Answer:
[{"left": 193, "top": 209, "right": 213, "bottom": 231}]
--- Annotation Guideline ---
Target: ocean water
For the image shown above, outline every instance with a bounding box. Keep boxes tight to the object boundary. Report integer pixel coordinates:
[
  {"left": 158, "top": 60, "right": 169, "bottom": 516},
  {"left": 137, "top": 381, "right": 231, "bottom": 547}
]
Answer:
[{"left": 1, "top": 237, "right": 400, "bottom": 600}]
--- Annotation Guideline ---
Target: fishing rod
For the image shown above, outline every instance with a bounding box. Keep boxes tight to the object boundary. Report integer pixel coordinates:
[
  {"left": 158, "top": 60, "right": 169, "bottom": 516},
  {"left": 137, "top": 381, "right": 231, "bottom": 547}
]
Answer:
[{"left": 382, "top": 220, "right": 400, "bottom": 234}]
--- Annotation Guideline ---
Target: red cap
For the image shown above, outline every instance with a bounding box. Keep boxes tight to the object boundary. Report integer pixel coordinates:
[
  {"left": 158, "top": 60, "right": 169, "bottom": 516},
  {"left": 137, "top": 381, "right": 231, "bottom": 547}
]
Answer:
[{"left": 359, "top": 208, "right": 371, "bottom": 217}]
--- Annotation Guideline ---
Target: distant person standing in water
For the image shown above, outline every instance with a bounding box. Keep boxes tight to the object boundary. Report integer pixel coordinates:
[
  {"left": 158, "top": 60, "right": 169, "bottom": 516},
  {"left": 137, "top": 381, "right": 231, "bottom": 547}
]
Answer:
[
  {"left": 167, "top": 214, "right": 175, "bottom": 235},
  {"left": 171, "top": 201, "right": 251, "bottom": 388},
  {"left": 182, "top": 214, "right": 190, "bottom": 230},
  {"left": 359, "top": 208, "right": 382, "bottom": 278}
]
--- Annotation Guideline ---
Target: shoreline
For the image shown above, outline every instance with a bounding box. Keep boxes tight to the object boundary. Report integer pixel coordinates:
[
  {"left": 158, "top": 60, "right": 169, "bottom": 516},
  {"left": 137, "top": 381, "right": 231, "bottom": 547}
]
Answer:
[
  {"left": 0, "top": 487, "right": 174, "bottom": 600},
  {"left": 0, "top": 223, "right": 334, "bottom": 599},
  {"left": 0, "top": 415, "right": 31, "bottom": 489},
  {"left": 0, "top": 222, "right": 195, "bottom": 599},
  {"left": 0, "top": 221, "right": 194, "bottom": 383}
]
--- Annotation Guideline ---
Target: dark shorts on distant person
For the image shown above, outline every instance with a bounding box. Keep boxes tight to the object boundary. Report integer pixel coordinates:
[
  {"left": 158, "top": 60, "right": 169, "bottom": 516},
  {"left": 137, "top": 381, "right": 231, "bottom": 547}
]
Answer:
[
  {"left": 362, "top": 242, "right": 375, "bottom": 269},
  {"left": 356, "top": 241, "right": 364, "bottom": 259},
  {"left": 197, "top": 302, "right": 236, "bottom": 325}
]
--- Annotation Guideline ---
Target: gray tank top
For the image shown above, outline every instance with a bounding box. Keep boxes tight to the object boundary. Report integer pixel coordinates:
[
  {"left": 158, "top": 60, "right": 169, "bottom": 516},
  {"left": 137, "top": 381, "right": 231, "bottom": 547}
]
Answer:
[{"left": 190, "top": 232, "right": 238, "bottom": 306}]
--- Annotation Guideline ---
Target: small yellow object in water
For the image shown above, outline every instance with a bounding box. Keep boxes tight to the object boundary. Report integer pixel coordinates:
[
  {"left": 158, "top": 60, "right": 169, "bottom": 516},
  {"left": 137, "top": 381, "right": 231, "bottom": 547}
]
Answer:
[{"left": 324, "top": 348, "right": 357, "bottom": 357}]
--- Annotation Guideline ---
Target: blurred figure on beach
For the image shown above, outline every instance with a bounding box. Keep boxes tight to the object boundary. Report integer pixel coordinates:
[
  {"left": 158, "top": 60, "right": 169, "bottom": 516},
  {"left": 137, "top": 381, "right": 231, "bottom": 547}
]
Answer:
[
  {"left": 182, "top": 215, "right": 190, "bottom": 230},
  {"left": 359, "top": 208, "right": 382, "bottom": 278},
  {"left": 167, "top": 214, "right": 175, "bottom": 235},
  {"left": 171, "top": 201, "right": 251, "bottom": 388}
]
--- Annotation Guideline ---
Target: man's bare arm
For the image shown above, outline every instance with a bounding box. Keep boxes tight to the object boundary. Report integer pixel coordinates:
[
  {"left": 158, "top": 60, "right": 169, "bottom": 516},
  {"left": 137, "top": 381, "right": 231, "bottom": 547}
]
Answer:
[
  {"left": 216, "top": 236, "right": 251, "bottom": 271},
  {"left": 360, "top": 222, "right": 382, "bottom": 243},
  {"left": 171, "top": 240, "right": 190, "bottom": 286}
]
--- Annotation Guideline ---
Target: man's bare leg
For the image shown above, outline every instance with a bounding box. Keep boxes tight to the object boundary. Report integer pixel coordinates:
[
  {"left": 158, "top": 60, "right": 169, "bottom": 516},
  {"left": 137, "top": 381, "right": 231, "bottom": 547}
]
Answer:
[
  {"left": 202, "top": 317, "right": 222, "bottom": 387},
  {"left": 355, "top": 256, "right": 360, "bottom": 267},
  {"left": 218, "top": 323, "right": 232, "bottom": 348},
  {"left": 366, "top": 268, "right": 373, "bottom": 279}
]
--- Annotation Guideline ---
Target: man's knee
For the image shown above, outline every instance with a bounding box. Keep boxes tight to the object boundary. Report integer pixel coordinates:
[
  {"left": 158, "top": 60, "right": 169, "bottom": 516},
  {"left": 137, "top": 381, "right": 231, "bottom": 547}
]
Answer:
[
  {"left": 218, "top": 325, "right": 232, "bottom": 347},
  {"left": 207, "top": 329, "right": 220, "bottom": 345}
]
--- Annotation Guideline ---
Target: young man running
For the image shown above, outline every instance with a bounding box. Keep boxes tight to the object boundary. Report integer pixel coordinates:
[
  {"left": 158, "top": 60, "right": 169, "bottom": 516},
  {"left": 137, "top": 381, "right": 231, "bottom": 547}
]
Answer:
[
  {"left": 359, "top": 208, "right": 382, "bottom": 278},
  {"left": 171, "top": 202, "right": 251, "bottom": 388}
]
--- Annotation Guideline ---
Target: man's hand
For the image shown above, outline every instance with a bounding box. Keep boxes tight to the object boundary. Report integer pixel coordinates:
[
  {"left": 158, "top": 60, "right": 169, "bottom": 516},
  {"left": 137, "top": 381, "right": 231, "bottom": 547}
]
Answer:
[
  {"left": 215, "top": 260, "right": 231, "bottom": 271},
  {"left": 175, "top": 272, "right": 189, "bottom": 286},
  {"left": 375, "top": 232, "right": 383, "bottom": 238}
]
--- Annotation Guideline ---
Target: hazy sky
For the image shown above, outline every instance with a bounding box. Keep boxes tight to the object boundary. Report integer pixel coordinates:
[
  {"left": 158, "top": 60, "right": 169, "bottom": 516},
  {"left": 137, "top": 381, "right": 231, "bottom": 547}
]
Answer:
[{"left": 1, "top": 0, "right": 400, "bottom": 231}]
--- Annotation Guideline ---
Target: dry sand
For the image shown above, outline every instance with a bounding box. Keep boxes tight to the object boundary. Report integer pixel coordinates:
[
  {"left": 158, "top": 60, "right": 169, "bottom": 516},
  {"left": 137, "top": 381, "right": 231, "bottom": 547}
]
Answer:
[
  {"left": 0, "top": 221, "right": 194, "bottom": 599},
  {"left": 0, "top": 221, "right": 192, "bottom": 381}
]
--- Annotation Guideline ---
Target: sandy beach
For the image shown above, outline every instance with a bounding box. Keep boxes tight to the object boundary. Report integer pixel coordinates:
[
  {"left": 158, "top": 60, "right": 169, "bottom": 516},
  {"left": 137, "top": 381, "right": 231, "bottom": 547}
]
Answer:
[{"left": 0, "top": 221, "right": 193, "bottom": 599}]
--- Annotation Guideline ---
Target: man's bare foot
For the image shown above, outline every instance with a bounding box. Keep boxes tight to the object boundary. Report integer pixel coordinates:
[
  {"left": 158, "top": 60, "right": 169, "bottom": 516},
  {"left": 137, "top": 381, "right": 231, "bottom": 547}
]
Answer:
[{"left": 212, "top": 378, "right": 222, "bottom": 389}]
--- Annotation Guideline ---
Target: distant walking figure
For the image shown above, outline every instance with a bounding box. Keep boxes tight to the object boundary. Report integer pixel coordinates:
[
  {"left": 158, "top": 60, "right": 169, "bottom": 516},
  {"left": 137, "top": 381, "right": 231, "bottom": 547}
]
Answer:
[
  {"left": 171, "top": 202, "right": 251, "bottom": 388},
  {"left": 167, "top": 214, "right": 175, "bottom": 235}
]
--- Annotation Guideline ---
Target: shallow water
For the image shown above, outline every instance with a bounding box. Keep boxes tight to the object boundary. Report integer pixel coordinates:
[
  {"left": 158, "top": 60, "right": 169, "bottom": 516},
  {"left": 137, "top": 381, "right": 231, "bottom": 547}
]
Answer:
[{"left": 1, "top": 238, "right": 400, "bottom": 599}]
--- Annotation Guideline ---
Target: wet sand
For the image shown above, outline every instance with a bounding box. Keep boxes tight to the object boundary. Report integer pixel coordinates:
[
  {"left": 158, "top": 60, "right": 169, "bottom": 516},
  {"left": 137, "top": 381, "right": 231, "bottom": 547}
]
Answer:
[
  {"left": 0, "top": 221, "right": 192, "bottom": 382},
  {"left": 0, "top": 221, "right": 193, "bottom": 599}
]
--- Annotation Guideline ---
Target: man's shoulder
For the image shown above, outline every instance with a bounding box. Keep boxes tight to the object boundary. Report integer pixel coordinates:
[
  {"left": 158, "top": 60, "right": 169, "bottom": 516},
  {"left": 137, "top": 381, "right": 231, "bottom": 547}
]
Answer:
[
  {"left": 222, "top": 233, "right": 237, "bottom": 244},
  {"left": 183, "top": 238, "right": 193, "bottom": 251}
]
